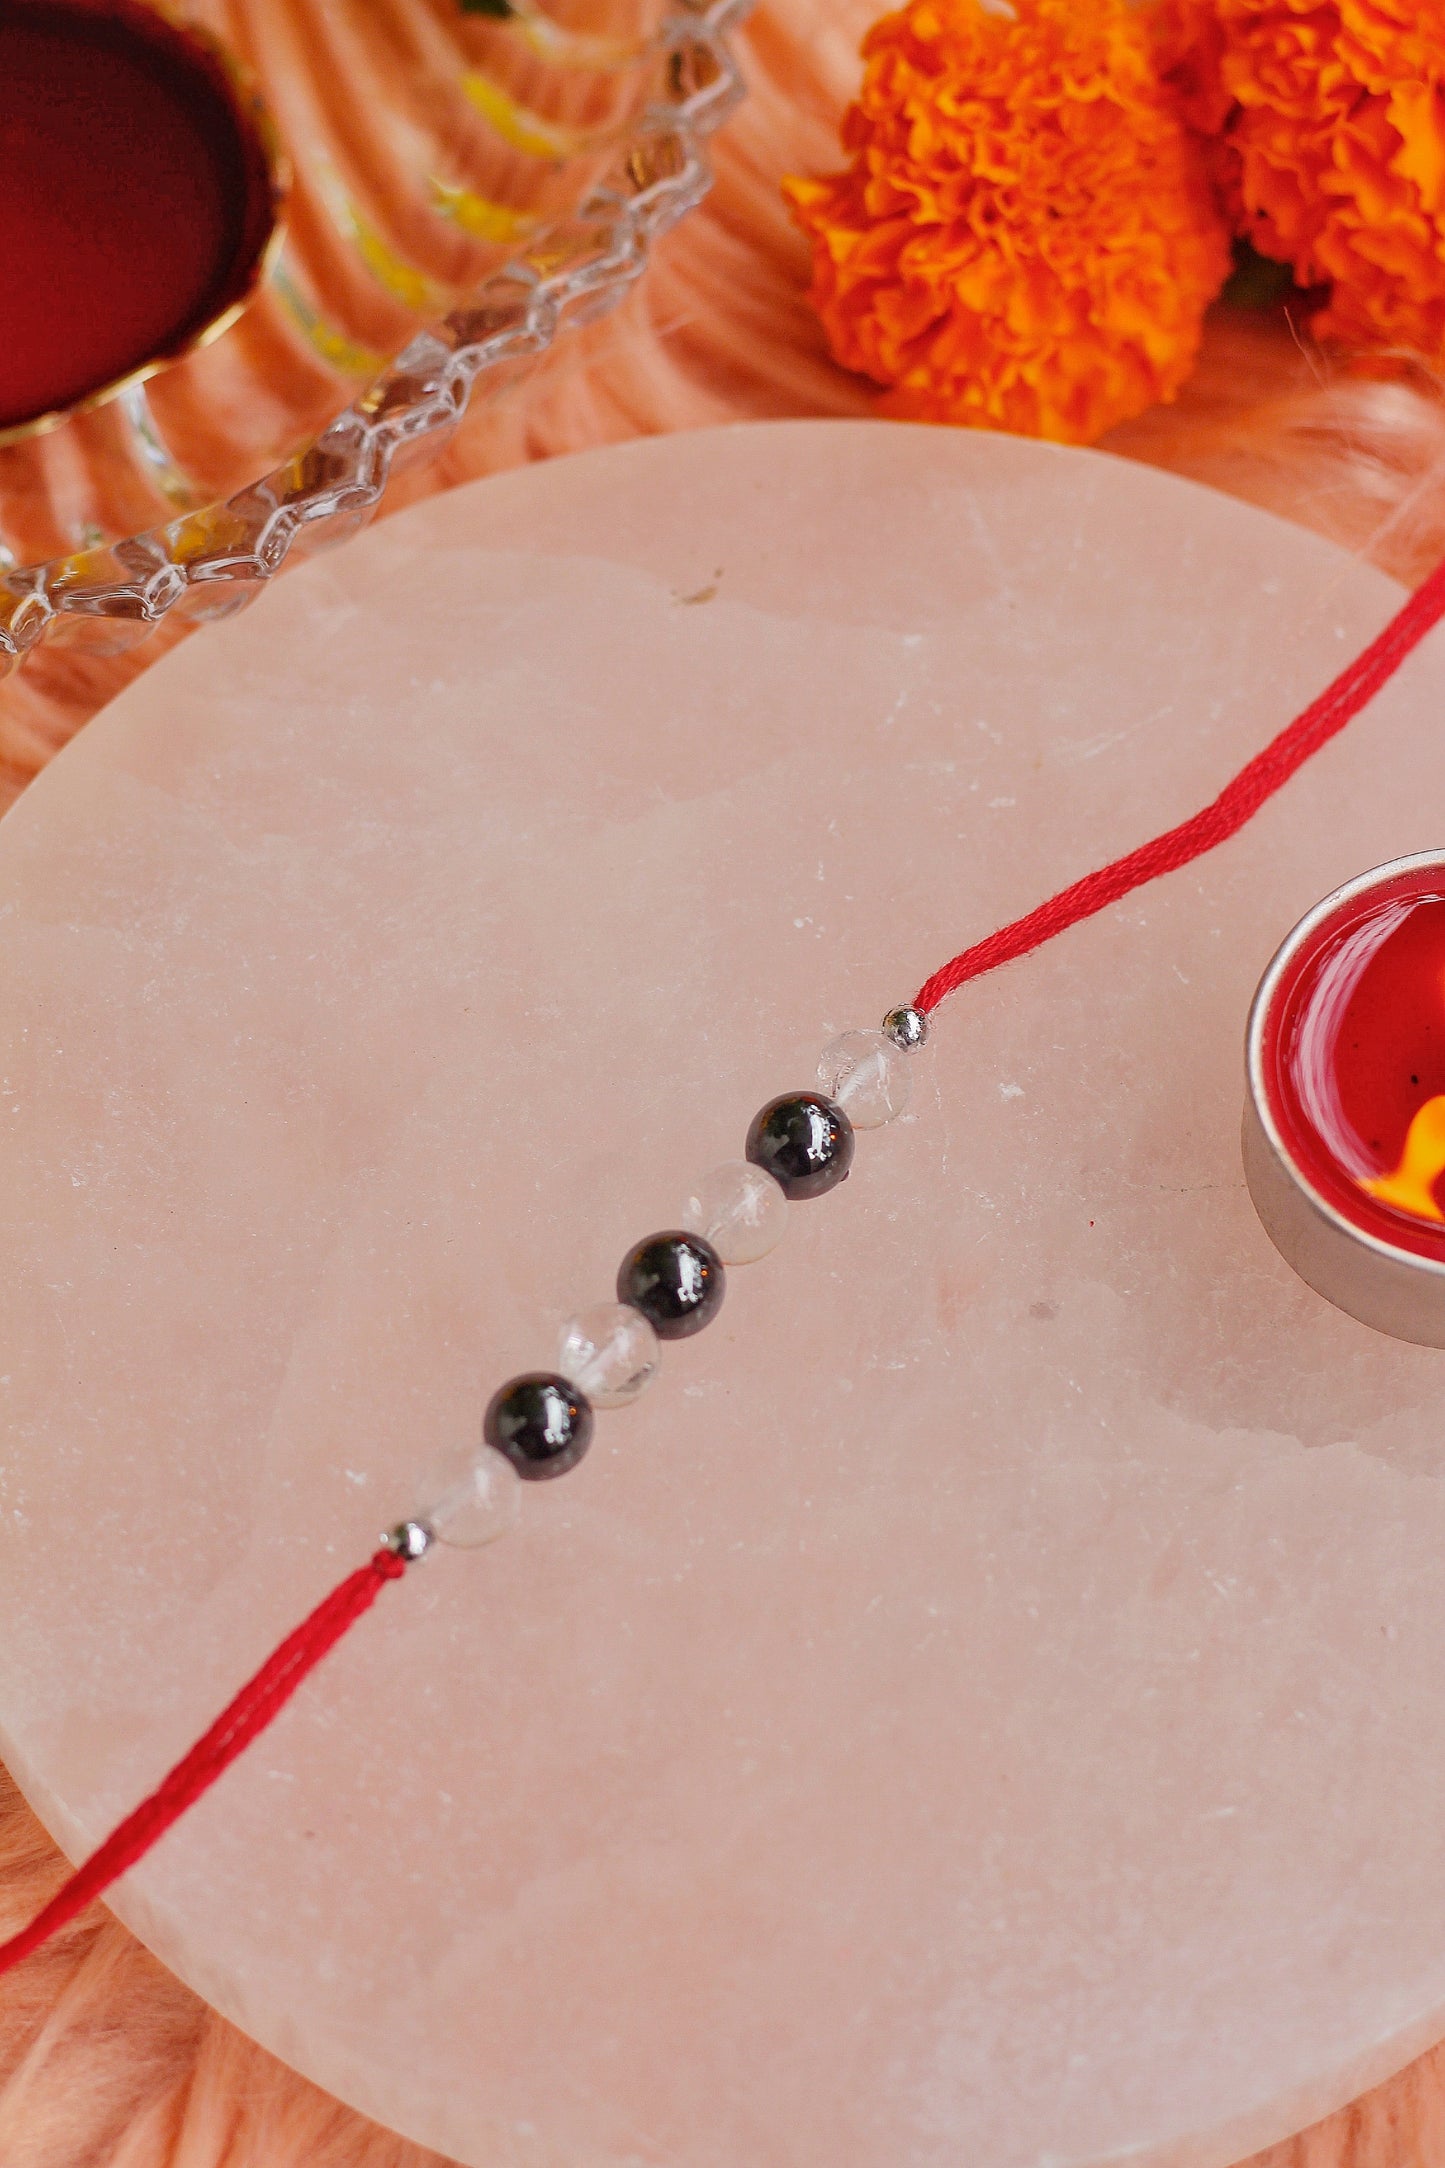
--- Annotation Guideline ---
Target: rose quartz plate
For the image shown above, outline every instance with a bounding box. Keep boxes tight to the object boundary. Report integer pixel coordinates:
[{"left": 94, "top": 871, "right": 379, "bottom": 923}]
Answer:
[{"left": 4, "top": 422, "right": 1445, "bottom": 2168}]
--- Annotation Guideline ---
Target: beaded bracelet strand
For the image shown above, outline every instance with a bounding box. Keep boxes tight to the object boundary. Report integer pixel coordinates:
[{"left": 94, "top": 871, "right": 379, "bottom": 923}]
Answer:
[{"left": 3, "top": 549, "right": 1445, "bottom": 1982}]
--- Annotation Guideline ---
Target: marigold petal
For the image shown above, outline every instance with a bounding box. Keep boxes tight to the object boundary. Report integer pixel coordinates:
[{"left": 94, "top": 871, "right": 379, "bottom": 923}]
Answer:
[
  {"left": 783, "top": 0, "right": 1230, "bottom": 445},
  {"left": 1152, "top": 0, "right": 1445, "bottom": 356}
]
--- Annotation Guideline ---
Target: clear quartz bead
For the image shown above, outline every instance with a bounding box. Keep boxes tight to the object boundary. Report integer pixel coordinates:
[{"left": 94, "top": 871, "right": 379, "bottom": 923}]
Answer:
[
  {"left": 558, "top": 1302, "right": 659, "bottom": 1409},
  {"left": 421, "top": 1442, "right": 521, "bottom": 1550},
  {"left": 683, "top": 1159, "right": 787, "bottom": 1265},
  {"left": 818, "top": 1028, "right": 912, "bottom": 1127}
]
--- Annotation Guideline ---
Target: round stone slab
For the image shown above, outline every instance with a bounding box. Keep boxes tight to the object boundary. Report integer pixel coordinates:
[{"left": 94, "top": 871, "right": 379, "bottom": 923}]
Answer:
[{"left": 1, "top": 422, "right": 1445, "bottom": 2168}]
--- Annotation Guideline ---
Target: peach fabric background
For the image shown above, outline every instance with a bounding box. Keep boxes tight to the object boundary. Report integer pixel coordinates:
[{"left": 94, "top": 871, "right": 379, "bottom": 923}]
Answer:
[{"left": 4, "top": 5, "right": 1445, "bottom": 2163}]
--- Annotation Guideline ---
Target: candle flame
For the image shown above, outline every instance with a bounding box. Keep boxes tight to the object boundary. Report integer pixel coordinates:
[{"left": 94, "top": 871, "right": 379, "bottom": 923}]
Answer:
[{"left": 1359, "top": 1093, "right": 1445, "bottom": 1223}]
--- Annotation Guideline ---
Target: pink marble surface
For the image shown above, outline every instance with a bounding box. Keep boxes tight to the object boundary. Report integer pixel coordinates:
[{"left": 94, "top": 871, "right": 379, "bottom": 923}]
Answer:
[{"left": 1, "top": 422, "right": 1445, "bottom": 2166}]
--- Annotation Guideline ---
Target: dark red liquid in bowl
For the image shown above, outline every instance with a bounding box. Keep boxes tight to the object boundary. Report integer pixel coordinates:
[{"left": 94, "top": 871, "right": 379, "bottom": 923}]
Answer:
[
  {"left": 1261, "top": 865, "right": 1445, "bottom": 1261},
  {"left": 0, "top": 0, "right": 275, "bottom": 432}
]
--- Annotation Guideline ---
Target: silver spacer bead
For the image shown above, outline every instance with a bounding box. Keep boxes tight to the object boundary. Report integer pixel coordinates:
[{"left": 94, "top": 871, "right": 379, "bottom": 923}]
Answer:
[
  {"left": 882, "top": 1003, "right": 929, "bottom": 1052},
  {"left": 383, "top": 1518, "right": 436, "bottom": 1562}
]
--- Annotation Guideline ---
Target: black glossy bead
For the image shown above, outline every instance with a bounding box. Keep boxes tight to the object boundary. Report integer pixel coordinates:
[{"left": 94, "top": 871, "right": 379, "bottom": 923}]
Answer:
[
  {"left": 483, "top": 1372, "right": 593, "bottom": 1481},
  {"left": 745, "top": 1090, "right": 855, "bottom": 1200},
  {"left": 617, "top": 1231, "right": 725, "bottom": 1340}
]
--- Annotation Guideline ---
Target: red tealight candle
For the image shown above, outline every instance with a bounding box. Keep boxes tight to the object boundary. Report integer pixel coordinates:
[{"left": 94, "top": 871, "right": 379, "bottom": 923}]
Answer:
[
  {"left": 1245, "top": 854, "right": 1445, "bottom": 1343},
  {"left": 0, "top": 0, "right": 278, "bottom": 437}
]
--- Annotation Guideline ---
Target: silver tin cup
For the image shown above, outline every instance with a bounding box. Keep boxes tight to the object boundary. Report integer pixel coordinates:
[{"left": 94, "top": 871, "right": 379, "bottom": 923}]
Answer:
[{"left": 1244, "top": 852, "right": 1445, "bottom": 1348}]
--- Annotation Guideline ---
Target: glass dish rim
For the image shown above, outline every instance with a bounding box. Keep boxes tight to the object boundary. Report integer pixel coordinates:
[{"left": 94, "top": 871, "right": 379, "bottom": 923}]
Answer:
[{"left": 0, "top": 0, "right": 750, "bottom": 677}]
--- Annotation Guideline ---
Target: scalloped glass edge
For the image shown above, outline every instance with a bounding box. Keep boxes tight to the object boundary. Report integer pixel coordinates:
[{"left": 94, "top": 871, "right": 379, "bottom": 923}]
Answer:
[{"left": 0, "top": 0, "right": 751, "bottom": 678}]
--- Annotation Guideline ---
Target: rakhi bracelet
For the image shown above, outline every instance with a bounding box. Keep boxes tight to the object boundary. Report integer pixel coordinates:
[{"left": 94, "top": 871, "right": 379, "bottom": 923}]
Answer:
[
  {"left": 3, "top": 549, "right": 1445, "bottom": 1983},
  {"left": 401, "top": 1008, "right": 926, "bottom": 1553}
]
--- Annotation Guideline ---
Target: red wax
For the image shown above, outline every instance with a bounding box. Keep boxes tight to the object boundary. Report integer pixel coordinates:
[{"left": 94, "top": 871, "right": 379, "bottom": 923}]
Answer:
[
  {"left": 0, "top": 0, "right": 274, "bottom": 433},
  {"left": 1262, "top": 864, "right": 1445, "bottom": 1260}
]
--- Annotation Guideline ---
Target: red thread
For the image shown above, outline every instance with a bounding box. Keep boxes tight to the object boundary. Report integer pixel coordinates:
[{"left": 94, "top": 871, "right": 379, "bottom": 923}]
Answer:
[
  {"left": 915, "top": 553, "right": 1445, "bottom": 1014},
  {"left": 5, "top": 550, "right": 1445, "bottom": 1983},
  {"left": 0, "top": 1546, "right": 407, "bottom": 1980}
]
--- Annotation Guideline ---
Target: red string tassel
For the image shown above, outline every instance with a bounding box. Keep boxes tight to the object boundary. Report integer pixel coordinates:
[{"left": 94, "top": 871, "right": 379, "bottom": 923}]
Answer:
[
  {"left": 0, "top": 1546, "right": 407, "bottom": 1980},
  {"left": 915, "top": 552, "right": 1445, "bottom": 1014}
]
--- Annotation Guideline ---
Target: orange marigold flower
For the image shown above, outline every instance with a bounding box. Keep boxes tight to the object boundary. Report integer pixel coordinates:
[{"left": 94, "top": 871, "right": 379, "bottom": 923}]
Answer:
[
  {"left": 782, "top": 0, "right": 1231, "bottom": 445},
  {"left": 1153, "top": 0, "right": 1445, "bottom": 355},
  {"left": 1151, "top": 0, "right": 1247, "bottom": 224}
]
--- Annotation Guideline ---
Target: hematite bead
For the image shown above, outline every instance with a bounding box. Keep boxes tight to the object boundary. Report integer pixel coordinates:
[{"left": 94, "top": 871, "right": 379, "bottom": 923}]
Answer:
[
  {"left": 483, "top": 1372, "right": 593, "bottom": 1481},
  {"left": 745, "top": 1091, "right": 855, "bottom": 1200},
  {"left": 617, "top": 1231, "right": 725, "bottom": 1340}
]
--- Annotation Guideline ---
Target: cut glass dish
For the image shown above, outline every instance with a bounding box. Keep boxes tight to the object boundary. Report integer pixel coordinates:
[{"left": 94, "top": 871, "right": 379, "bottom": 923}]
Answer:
[{"left": 0, "top": 0, "right": 746, "bottom": 676}]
